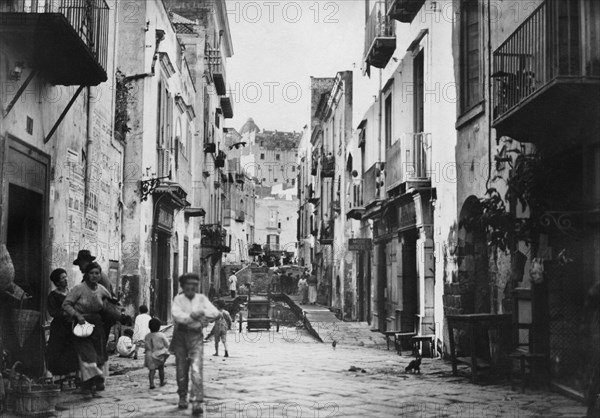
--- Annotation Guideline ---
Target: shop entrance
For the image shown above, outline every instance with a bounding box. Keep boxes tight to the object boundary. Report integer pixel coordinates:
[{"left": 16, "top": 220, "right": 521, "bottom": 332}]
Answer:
[{"left": 1, "top": 138, "right": 49, "bottom": 376}]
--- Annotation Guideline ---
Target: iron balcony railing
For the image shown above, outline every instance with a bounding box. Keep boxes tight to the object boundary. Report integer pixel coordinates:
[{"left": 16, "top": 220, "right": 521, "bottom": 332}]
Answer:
[
  {"left": 265, "top": 243, "right": 281, "bottom": 252},
  {"left": 200, "top": 224, "right": 226, "bottom": 249},
  {"left": 363, "top": 163, "right": 382, "bottom": 206},
  {"left": 205, "top": 45, "right": 223, "bottom": 75},
  {"left": 348, "top": 180, "right": 364, "bottom": 210},
  {"left": 205, "top": 44, "right": 226, "bottom": 95},
  {"left": 492, "top": 0, "right": 600, "bottom": 121},
  {"left": 364, "top": 1, "right": 395, "bottom": 68},
  {"left": 2, "top": 0, "right": 110, "bottom": 74},
  {"left": 319, "top": 220, "right": 334, "bottom": 244},
  {"left": 321, "top": 154, "right": 335, "bottom": 177},
  {"left": 386, "top": 133, "right": 431, "bottom": 190}
]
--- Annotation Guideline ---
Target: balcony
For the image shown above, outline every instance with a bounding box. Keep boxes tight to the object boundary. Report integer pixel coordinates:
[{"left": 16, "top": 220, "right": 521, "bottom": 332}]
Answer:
[
  {"left": 363, "top": 163, "right": 384, "bottom": 207},
  {"left": 347, "top": 180, "right": 365, "bottom": 220},
  {"left": 220, "top": 97, "right": 233, "bottom": 119},
  {"left": 205, "top": 46, "right": 226, "bottom": 95},
  {"left": 215, "top": 150, "right": 226, "bottom": 168},
  {"left": 204, "top": 142, "right": 216, "bottom": 153},
  {"left": 235, "top": 210, "right": 245, "bottom": 223},
  {"left": 248, "top": 243, "right": 263, "bottom": 256},
  {"left": 387, "top": 0, "right": 425, "bottom": 23},
  {"left": 0, "top": 0, "right": 109, "bottom": 86},
  {"left": 265, "top": 243, "right": 281, "bottom": 253},
  {"left": 200, "top": 224, "right": 229, "bottom": 252},
  {"left": 364, "top": 1, "right": 396, "bottom": 69},
  {"left": 492, "top": 0, "right": 600, "bottom": 143},
  {"left": 319, "top": 220, "right": 334, "bottom": 245},
  {"left": 386, "top": 133, "right": 431, "bottom": 193},
  {"left": 308, "top": 186, "right": 320, "bottom": 205},
  {"left": 321, "top": 154, "right": 335, "bottom": 178}
]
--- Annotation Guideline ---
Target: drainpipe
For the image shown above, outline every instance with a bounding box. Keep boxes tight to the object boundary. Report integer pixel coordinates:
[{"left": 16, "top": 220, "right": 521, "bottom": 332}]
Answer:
[
  {"left": 486, "top": 0, "right": 493, "bottom": 190},
  {"left": 83, "top": 86, "right": 94, "bottom": 247}
]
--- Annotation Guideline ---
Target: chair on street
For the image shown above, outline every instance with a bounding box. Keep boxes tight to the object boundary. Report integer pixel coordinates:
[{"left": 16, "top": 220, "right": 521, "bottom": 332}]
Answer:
[{"left": 411, "top": 316, "right": 436, "bottom": 358}]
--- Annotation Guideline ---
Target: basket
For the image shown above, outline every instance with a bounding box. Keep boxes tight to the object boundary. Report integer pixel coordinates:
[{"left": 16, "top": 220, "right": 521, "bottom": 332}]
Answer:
[
  {"left": 13, "top": 381, "right": 60, "bottom": 417},
  {"left": 11, "top": 295, "right": 41, "bottom": 348}
]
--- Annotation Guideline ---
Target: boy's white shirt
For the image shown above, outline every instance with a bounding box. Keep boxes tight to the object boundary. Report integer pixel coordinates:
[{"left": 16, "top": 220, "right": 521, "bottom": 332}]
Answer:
[{"left": 172, "top": 292, "right": 220, "bottom": 329}]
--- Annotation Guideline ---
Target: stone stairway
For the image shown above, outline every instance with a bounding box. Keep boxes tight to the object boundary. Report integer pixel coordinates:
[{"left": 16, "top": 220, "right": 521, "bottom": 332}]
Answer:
[{"left": 283, "top": 294, "right": 387, "bottom": 349}]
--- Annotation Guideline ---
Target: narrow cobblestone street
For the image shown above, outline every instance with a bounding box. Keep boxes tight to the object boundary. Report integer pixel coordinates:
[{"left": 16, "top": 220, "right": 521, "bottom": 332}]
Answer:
[{"left": 38, "top": 324, "right": 586, "bottom": 418}]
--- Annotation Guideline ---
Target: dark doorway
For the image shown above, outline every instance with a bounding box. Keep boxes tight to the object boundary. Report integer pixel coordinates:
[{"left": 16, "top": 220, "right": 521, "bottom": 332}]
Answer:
[
  {"left": 377, "top": 243, "right": 387, "bottom": 331},
  {"left": 173, "top": 249, "right": 179, "bottom": 301},
  {"left": 7, "top": 184, "right": 44, "bottom": 309},
  {"left": 154, "top": 231, "right": 171, "bottom": 322},
  {"left": 401, "top": 231, "right": 419, "bottom": 332},
  {"left": 357, "top": 253, "right": 365, "bottom": 322}
]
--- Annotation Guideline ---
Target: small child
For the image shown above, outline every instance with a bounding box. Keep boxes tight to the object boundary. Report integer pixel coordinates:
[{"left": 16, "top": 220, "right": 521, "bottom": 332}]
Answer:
[
  {"left": 212, "top": 300, "right": 232, "bottom": 357},
  {"left": 144, "top": 318, "right": 169, "bottom": 389},
  {"left": 116, "top": 328, "right": 138, "bottom": 359}
]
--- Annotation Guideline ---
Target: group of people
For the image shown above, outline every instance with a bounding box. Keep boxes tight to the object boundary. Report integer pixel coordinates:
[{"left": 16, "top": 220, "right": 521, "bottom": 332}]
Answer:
[
  {"left": 45, "top": 250, "right": 233, "bottom": 416},
  {"left": 297, "top": 271, "right": 317, "bottom": 305}
]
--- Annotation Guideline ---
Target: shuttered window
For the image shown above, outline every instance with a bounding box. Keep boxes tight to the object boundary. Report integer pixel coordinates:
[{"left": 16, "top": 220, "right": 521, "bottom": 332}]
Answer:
[{"left": 460, "top": 0, "right": 482, "bottom": 112}]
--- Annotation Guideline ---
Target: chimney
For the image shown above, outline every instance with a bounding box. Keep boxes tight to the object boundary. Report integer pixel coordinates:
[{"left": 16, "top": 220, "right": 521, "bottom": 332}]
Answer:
[{"left": 365, "top": 0, "right": 370, "bottom": 24}]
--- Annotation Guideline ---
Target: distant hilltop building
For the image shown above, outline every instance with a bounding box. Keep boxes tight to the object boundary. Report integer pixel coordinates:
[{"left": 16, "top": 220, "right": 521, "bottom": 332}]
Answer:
[{"left": 239, "top": 118, "right": 301, "bottom": 190}]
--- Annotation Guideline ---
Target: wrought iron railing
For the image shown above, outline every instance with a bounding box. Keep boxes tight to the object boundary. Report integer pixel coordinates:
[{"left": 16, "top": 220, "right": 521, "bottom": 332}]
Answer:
[
  {"left": 205, "top": 45, "right": 223, "bottom": 75},
  {"left": 348, "top": 180, "right": 364, "bottom": 210},
  {"left": 200, "top": 224, "right": 226, "bottom": 248},
  {"left": 386, "top": 133, "right": 431, "bottom": 189},
  {"left": 492, "top": 0, "right": 600, "bottom": 120},
  {"left": 364, "top": 1, "right": 394, "bottom": 60},
  {"left": 321, "top": 154, "right": 335, "bottom": 176},
  {"left": 363, "top": 164, "right": 380, "bottom": 205},
  {"left": 2, "top": 0, "right": 110, "bottom": 73}
]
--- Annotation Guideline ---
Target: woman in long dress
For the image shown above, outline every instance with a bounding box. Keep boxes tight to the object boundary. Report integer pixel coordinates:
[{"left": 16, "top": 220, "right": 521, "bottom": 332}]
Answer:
[
  {"left": 46, "top": 269, "right": 79, "bottom": 378},
  {"left": 62, "top": 262, "right": 110, "bottom": 397}
]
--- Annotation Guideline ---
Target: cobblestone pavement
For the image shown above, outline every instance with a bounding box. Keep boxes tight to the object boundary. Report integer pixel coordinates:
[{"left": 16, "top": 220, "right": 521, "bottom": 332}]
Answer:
[{"left": 12, "top": 325, "right": 587, "bottom": 418}]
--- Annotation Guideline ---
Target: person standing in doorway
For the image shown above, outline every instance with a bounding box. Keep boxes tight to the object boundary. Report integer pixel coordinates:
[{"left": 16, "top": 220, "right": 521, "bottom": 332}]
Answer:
[
  {"left": 298, "top": 274, "right": 308, "bottom": 305},
  {"left": 307, "top": 272, "right": 318, "bottom": 305},
  {"left": 170, "top": 273, "right": 221, "bottom": 416},
  {"left": 228, "top": 270, "right": 237, "bottom": 299}
]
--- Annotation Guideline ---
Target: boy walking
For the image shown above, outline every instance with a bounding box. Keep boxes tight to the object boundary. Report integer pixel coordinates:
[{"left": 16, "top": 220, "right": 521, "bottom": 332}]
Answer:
[
  {"left": 170, "top": 273, "right": 221, "bottom": 416},
  {"left": 212, "top": 300, "right": 232, "bottom": 357}
]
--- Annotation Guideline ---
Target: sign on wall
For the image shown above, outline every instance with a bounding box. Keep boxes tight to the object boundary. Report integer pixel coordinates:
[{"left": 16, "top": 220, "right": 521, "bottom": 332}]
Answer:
[{"left": 348, "top": 238, "right": 372, "bottom": 251}]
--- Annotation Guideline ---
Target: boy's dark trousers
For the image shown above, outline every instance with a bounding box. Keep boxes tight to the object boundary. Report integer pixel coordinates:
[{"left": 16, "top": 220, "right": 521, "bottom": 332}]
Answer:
[{"left": 170, "top": 326, "right": 204, "bottom": 405}]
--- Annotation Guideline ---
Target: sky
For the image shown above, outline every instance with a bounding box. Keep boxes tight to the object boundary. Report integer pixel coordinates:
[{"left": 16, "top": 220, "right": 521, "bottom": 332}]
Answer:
[{"left": 225, "top": 0, "right": 374, "bottom": 133}]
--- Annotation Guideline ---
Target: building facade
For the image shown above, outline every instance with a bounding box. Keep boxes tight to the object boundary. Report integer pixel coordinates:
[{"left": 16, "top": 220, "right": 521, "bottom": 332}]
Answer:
[
  {"left": 165, "top": 0, "right": 236, "bottom": 295},
  {"left": 0, "top": 0, "right": 120, "bottom": 374},
  {"left": 450, "top": 0, "right": 600, "bottom": 394}
]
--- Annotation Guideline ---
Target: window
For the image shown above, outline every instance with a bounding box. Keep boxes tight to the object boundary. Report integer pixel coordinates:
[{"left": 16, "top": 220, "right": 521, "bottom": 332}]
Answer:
[
  {"left": 260, "top": 153, "right": 265, "bottom": 160},
  {"left": 414, "top": 49, "right": 424, "bottom": 132},
  {"left": 460, "top": 0, "right": 482, "bottom": 112},
  {"left": 292, "top": 178, "right": 296, "bottom": 186},
  {"left": 274, "top": 178, "right": 278, "bottom": 183},
  {"left": 276, "top": 154, "right": 280, "bottom": 160},
  {"left": 292, "top": 166, "right": 296, "bottom": 172},
  {"left": 384, "top": 93, "right": 392, "bottom": 149}
]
